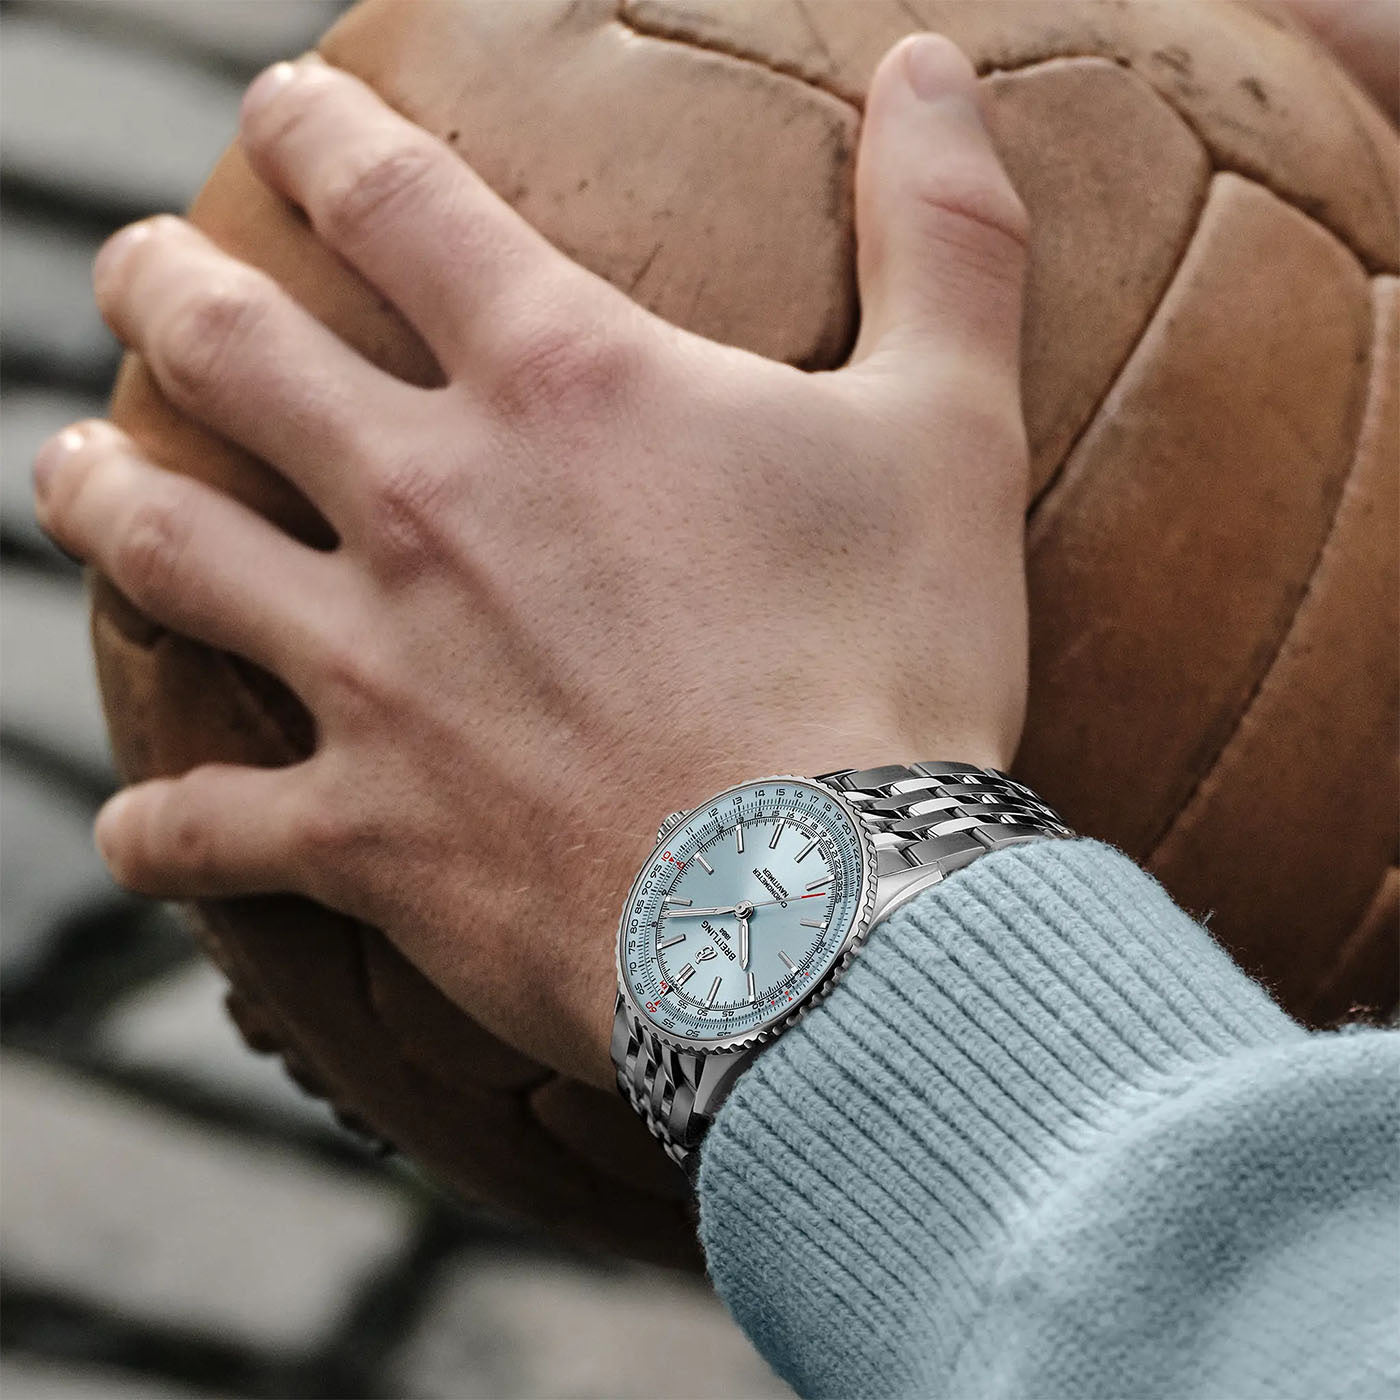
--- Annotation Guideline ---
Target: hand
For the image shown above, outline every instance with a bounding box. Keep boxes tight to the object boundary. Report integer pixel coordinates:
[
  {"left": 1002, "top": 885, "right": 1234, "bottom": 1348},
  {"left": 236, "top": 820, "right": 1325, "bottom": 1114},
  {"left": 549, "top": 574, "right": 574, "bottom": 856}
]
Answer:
[
  {"left": 32, "top": 35, "right": 1032, "bottom": 1091},
  {"left": 739, "top": 915, "right": 750, "bottom": 973}
]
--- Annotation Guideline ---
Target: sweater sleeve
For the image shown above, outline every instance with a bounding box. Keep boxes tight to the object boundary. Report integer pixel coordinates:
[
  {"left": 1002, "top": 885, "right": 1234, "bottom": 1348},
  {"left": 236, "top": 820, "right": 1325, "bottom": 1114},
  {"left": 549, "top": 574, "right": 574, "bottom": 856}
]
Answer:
[{"left": 695, "top": 839, "right": 1400, "bottom": 1400}]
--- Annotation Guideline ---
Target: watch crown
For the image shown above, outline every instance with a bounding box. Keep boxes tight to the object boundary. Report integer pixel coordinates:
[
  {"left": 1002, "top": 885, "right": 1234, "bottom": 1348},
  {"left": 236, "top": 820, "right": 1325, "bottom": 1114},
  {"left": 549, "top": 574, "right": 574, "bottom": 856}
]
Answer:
[{"left": 657, "top": 810, "right": 687, "bottom": 844}]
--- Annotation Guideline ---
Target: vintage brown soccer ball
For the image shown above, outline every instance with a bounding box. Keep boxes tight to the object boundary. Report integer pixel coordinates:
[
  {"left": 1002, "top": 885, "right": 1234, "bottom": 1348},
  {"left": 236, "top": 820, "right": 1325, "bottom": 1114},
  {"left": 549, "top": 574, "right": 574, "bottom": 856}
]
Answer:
[{"left": 92, "top": 0, "right": 1398, "bottom": 1268}]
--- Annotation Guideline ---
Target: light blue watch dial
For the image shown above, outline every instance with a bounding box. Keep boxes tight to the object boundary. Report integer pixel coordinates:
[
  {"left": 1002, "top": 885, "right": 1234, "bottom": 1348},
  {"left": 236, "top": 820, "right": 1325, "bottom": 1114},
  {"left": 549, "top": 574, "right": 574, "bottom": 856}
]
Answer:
[{"left": 618, "top": 780, "right": 869, "bottom": 1046}]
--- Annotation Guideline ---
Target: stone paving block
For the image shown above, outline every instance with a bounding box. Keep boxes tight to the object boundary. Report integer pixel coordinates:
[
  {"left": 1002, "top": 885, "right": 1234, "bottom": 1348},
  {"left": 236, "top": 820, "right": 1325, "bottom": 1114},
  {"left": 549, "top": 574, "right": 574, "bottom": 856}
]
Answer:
[
  {"left": 1, "top": 387, "right": 106, "bottom": 559},
  {"left": 0, "top": 761, "right": 118, "bottom": 980},
  {"left": 1, "top": 12, "right": 244, "bottom": 211},
  {"left": 1, "top": 1052, "right": 417, "bottom": 1354},
  {"left": 71, "top": 0, "right": 347, "bottom": 70},
  {"left": 0, "top": 1356, "right": 210, "bottom": 1400},
  {"left": 2, "top": 568, "right": 114, "bottom": 775},
  {"left": 2, "top": 213, "right": 119, "bottom": 384},
  {"left": 97, "top": 960, "right": 343, "bottom": 1135},
  {"left": 393, "top": 1250, "right": 793, "bottom": 1399}
]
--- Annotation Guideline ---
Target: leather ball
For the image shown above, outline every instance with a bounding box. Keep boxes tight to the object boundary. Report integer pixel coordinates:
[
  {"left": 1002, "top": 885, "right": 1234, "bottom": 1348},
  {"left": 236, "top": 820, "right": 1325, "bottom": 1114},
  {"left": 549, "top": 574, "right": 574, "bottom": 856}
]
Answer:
[{"left": 91, "top": 0, "right": 1399, "bottom": 1268}]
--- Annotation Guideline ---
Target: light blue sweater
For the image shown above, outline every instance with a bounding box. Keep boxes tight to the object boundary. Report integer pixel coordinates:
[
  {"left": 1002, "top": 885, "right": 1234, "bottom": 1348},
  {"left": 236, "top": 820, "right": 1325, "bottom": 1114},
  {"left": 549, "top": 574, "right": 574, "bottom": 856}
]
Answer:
[{"left": 696, "top": 840, "right": 1399, "bottom": 1399}]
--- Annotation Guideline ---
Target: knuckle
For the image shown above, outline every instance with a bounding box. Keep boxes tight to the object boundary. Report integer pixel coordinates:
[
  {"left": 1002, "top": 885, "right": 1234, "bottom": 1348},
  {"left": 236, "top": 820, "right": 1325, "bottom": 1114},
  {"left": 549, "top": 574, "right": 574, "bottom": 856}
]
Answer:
[
  {"left": 320, "top": 142, "right": 441, "bottom": 246},
  {"left": 294, "top": 793, "right": 382, "bottom": 878},
  {"left": 294, "top": 802, "right": 350, "bottom": 862},
  {"left": 363, "top": 458, "right": 457, "bottom": 572},
  {"left": 915, "top": 174, "right": 1030, "bottom": 277},
  {"left": 491, "top": 317, "right": 640, "bottom": 422},
  {"left": 114, "top": 491, "right": 191, "bottom": 607},
  {"left": 162, "top": 794, "right": 220, "bottom": 885},
  {"left": 159, "top": 279, "right": 268, "bottom": 400},
  {"left": 317, "top": 636, "right": 388, "bottom": 722}
]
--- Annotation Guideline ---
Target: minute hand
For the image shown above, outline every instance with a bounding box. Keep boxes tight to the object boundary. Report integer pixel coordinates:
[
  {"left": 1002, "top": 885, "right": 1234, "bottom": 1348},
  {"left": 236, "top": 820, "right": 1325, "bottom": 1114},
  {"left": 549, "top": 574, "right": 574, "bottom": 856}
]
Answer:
[
  {"left": 744, "top": 893, "right": 829, "bottom": 910},
  {"left": 663, "top": 892, "right": 827, "bottom": 919}
]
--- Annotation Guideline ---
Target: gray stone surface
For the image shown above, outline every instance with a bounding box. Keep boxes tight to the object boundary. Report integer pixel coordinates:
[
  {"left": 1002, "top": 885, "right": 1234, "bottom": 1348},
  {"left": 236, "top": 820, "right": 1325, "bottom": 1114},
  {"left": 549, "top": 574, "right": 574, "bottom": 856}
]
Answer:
[
  {"left": 393, "top": 1252, "right": 794, "bottom": 1400},
  {"left": 0, "top": 762, "right": 116, "bottom": 980},
  {"left": 1, "top": 568, "right": 113, "bottom": 774},
  {"left": 67, "top": 0, "right": 346, "bottom": 69},
  {"left": 1, "top": 387, "right": 107, "bottom": 558},
  {"left": 0, "top": 1356, "right": 210, "bottom": 1400},
  {"left": 1, "top": 213, "right": 119, "bottom": 383},
  {"left": 1, "top": 1052, "right": 417, "bottom": 1353},
  {"left": 97, "top": 959, "right": 344, "bottom": 1135},
  {"left": 1, "top": 11, "right": 244, "bottom": 211}
]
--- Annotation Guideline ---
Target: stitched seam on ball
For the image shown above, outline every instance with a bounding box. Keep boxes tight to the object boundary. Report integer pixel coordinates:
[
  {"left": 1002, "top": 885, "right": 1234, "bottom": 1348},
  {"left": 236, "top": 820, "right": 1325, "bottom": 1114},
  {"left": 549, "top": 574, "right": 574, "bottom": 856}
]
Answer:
[
  {"left": 1026, "top": 151, "right": 1212, "bottom": 518},
  {"left": 616, "top": 0, "right": 864, "bottom": 108},
  {"left": 614, "top": 4, "right": 1393, "bottom": 273},
  {"left": 1143, "top": 276, "right": 1390, "bottom": 873}
]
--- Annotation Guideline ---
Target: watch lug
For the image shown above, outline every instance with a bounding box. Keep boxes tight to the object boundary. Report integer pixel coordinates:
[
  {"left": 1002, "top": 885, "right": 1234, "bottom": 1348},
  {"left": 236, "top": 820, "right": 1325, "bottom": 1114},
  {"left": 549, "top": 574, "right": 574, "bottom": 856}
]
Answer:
[
  {"left": 691, "top": 1046, "right": 754, "bottom": 1122},
  {"left": 656, "top": 809, "right": 688, "bottom": 844},
  {"left": 610, "top": 992, "right": 632, "bottom": 1072},
  {"left": 871, "top": 863, "right": 947, "bottom": 926}
]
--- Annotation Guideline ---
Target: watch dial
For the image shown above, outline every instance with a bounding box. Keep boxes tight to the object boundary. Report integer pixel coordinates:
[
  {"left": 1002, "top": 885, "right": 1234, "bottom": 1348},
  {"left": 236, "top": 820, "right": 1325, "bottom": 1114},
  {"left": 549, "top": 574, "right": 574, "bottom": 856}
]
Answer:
[{"left": 618, "top": 780, "right": 870, "bottom": 1046}]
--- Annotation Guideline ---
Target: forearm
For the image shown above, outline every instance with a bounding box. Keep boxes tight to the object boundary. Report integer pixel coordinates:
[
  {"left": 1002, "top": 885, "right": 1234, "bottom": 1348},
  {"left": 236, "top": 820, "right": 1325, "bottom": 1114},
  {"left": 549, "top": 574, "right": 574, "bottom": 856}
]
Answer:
[{"left": 696, "top": 840, "right": 1400, "bottom": 1398}]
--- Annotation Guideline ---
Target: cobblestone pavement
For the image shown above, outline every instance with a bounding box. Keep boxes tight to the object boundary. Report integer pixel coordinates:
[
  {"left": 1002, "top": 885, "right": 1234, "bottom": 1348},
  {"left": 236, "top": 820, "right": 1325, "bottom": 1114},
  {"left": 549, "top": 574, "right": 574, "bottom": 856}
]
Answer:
[{"left": 0, "top": 4, "right": 791, "bottom": 1395}]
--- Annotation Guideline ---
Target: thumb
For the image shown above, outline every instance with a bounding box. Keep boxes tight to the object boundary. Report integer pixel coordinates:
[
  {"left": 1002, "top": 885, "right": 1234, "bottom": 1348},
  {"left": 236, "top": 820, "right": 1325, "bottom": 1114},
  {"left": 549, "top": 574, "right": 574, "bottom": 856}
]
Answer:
[{"left": 848, "top": 34, "right": 1029, "bottom": 385}]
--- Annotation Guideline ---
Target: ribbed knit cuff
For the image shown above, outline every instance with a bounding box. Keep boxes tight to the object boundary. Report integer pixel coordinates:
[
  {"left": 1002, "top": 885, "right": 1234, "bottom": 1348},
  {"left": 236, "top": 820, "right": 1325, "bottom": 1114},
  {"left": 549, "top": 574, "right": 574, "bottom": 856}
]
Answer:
[{"left": 695, "top": 838, "right": 1303, "bottom": 1398}]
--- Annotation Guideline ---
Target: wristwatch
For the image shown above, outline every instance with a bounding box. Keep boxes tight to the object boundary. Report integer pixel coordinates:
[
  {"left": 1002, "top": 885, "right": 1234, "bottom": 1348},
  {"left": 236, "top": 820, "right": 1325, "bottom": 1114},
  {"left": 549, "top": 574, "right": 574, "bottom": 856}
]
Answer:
[{"left": 611, "top": 760, "right": 1070, "bottom": 1172}]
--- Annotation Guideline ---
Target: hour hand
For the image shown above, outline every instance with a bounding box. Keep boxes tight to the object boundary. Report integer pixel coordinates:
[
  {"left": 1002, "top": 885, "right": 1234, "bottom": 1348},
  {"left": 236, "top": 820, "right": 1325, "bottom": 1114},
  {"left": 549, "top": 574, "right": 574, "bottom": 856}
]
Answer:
[{"left": 739, "top": 914, "right": 750, "bottom": 970}]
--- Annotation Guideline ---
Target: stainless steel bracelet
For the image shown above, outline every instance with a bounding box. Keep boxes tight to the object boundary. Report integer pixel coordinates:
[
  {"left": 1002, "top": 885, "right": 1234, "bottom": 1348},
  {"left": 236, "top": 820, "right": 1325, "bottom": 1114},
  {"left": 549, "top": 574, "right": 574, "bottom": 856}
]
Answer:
[
  {"left": 817, "top": 759, "right": 1073, "bottom": 910},
  {"left": 614, "top": 762, "right": 1071, "bottom": 1174}
]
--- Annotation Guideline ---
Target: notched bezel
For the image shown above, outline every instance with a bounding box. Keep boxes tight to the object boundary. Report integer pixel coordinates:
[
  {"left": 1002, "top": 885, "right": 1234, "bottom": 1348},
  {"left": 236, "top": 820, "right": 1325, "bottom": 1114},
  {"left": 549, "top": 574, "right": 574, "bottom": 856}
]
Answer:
[{"left": 614, "top": 774, "right": 878, "bottom": 1057}]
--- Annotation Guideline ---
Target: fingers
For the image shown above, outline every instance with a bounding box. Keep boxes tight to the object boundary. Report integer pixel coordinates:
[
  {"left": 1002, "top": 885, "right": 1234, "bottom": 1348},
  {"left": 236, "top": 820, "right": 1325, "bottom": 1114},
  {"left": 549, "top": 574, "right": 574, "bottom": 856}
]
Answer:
[
  {"left": 33, "top": 419, "right": 336, "bottom": 695},
  {"left": 238, "top": 54, "right": 577, "bottom": 377},
  {"left": 92, "top": 213, "right": 415, "bottom": 529},
  {"left": 95, "top": 762, "right": 313, "bottom": 898},
  {"left": 847, "top": 35, "right": 1029, "bottom": 388}
]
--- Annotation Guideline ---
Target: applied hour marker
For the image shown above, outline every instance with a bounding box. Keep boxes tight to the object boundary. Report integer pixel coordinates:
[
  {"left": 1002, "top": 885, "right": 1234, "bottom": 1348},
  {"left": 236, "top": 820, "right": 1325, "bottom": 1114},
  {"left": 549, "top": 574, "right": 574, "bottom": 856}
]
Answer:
[
  {"left": 706, "top": 977, "right": 722, "bottom": 1007},
  {"left": 664, "top": 897, "right": 692, "bottom": 907},
  {"left": 746, "top": 971, "right": 756, "bottom": 1002},
  {"left": 768, "top": 821, "right": 784, "bottom": 849},
  {"left": 795, "top": 836, "right": 820, "bottom": 863},
  {"left": 779, "top": 950, "right": 799, "bottom": 973},
  {"left": 735, "top": 823, "right": 744, "bottom": 854},
  {"left": 676, "top": 963, "right": 695, "bottom": 986},
  {"left": 658, "top": 934, "right": 686, "bottom": 950},
  {"left": 800, "top": 918, "right": 827, "bottom": 930},
  {"left": 694, "top": 854, "right": 714, "bottom": 875},
  {"left": 805, "top": 875, "right": 832, "bottom": 892}
]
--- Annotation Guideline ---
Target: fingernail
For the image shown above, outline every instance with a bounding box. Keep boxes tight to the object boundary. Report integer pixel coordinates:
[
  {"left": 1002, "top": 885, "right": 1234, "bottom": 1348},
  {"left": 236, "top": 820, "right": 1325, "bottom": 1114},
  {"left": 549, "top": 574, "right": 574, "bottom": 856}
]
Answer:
[
  {"left": 32, "top": 424, "right": 89, "bottom": 502},
  {"left": 94, "top": 791, "right": 131, "bottom": 866},
  {"left": 905, "top": 34, "right": 980, "bottom": 113},
  {"left": 93, "top": 221, "right": 152, "bottom": 295},
  {"left": 241, "top": 60, "right": 299, "bottom": 122}
]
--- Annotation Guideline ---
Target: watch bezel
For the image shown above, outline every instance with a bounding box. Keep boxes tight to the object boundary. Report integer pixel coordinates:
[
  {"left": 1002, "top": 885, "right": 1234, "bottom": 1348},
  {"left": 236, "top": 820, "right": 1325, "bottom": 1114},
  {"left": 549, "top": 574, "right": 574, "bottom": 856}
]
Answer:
[{"left": 614, "top": 774, "right": 878, "bottom": 1056}]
